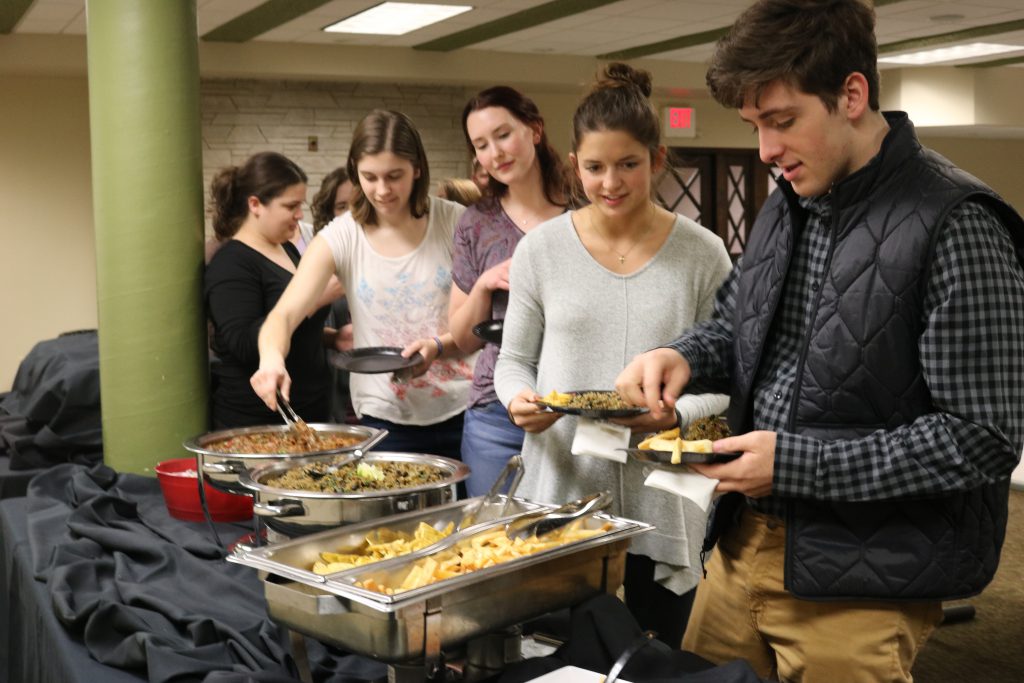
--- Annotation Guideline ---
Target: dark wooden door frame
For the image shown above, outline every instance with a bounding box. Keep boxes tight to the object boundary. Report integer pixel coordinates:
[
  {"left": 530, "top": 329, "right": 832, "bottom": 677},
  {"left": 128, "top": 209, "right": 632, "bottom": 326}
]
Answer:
[{"left": 660, "top": 147, "right": 772, "bottom": 259}]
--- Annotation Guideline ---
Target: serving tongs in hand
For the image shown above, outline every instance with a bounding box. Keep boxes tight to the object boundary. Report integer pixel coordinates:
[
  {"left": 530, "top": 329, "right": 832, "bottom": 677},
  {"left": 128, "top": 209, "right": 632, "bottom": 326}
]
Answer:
[
  {"left": 503, "top": 490, "right": 612, "bottom": 541},
  {"left": 456, "top": 454, "right": 524, "bottom": 532},
  {"left": 275, "top": 389, "right": 318, "bottom": 449}
]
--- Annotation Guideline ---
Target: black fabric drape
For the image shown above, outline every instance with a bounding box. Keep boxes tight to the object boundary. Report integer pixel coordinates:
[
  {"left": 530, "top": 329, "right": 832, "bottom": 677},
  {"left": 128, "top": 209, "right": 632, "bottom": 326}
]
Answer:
[
  {"left": 25, "top": 463, "right": 387, "bottom": 683},
  {"left": 0, "top": 331, "right": 103, "bottom": 469}
]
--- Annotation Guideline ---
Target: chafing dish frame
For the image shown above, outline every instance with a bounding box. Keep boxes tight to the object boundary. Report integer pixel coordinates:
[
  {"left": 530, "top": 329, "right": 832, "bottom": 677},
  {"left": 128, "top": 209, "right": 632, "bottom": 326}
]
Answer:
[{"left": 232, "top": 506, "right": 652, "bottom": 663}]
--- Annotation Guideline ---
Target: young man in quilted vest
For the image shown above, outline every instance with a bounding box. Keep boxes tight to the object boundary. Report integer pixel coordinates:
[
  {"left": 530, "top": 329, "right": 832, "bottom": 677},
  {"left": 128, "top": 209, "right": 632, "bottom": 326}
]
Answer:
[{"left": 616, "top": 0, "right": 1024, "bottom": 680}]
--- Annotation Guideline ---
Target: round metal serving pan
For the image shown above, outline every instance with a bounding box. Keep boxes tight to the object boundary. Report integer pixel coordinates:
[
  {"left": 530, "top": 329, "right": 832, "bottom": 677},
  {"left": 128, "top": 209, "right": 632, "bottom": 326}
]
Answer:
[
  {"left": 183, "top": 423, "right": 387, "bottom": 495},
  {"left": 238, "top": 451, "right": 469, "bottom": 538}
]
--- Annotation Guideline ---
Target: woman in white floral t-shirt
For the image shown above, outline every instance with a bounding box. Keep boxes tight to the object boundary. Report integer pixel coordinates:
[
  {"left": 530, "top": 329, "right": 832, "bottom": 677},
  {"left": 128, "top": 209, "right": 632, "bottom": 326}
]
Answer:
[{"left": 252, "top": 110, "right": 475, "bottom": 460}]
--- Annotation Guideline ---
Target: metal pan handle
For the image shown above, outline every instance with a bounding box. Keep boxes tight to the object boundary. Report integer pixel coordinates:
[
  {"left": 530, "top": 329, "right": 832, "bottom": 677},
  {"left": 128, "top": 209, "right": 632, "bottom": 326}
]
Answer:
[
  {"left": 203, "top": 460, "right": 245, "bottom": 474},
  {"left": 253, "top": 499, "right": 305, "bottom": 518},
  {"left": 348, "top": 428, "right": 389, "bottom": 464}
]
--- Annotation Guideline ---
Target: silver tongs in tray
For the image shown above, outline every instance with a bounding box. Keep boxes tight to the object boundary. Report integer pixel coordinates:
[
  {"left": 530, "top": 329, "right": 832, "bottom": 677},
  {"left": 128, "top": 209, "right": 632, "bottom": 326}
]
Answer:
[
  {"left": 407, "top": 489, "right": 613, "bottom": 561},
  {"left": 456, "top": 454, "right": 524, "bottom": 532},
  {"left": 504, "top": 490, "right": 613, "bottom": 541}
]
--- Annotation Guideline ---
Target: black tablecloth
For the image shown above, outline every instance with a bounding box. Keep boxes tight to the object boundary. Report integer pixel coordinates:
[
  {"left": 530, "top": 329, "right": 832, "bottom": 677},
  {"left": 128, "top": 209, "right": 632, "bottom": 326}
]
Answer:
[
  {"left": 1, "top": 496, "right": 145, "bottom": 683},
  {"left": 1, "top": 464, "right": 763, "bottom": 683},
  {"left": 0, "top": 454, "right": 42, "bottom": 499},
  {"left": 1, "top": 464, "right": 389, "bottom": 683}
]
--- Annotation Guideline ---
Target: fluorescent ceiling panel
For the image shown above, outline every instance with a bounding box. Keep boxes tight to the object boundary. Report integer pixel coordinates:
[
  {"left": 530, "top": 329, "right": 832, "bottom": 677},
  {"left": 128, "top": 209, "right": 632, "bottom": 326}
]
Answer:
[
  {"left": 880, "top": 42, "right": 1024, "bottom": 65},
  {"left": 324, "top": 2, "right": 472, "bottom": 36}
]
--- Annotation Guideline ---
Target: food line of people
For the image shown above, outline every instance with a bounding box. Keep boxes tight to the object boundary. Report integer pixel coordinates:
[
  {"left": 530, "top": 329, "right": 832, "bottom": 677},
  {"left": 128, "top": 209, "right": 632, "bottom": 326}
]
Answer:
[{"left": 196, "top": 0, "right": 1023, "bottom": 680}]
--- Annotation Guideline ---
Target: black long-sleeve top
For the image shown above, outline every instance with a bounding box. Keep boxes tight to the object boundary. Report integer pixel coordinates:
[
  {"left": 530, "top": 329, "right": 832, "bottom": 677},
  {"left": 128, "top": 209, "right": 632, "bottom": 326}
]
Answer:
[{"left": 204, "top": 240, "right": 330, "bottom": 428}]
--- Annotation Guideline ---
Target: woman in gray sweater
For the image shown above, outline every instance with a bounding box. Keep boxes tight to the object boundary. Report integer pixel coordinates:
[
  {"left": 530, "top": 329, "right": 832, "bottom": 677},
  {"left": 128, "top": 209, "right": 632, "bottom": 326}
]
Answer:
[{"left": 495, "top": 63, "right": 732, "bottom": 646}]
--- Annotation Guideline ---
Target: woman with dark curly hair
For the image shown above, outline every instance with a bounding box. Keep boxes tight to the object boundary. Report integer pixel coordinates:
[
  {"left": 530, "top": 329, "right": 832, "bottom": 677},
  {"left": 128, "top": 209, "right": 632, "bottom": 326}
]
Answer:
[{"left": 205, "top": 152, "right": 344, "bottom": 427}]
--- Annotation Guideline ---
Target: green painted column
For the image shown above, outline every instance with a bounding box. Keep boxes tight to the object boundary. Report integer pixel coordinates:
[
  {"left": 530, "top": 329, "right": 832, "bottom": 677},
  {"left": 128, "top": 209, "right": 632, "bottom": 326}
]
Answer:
[{"left": 87, "top": 0, "right": 208, "bottom": 474}]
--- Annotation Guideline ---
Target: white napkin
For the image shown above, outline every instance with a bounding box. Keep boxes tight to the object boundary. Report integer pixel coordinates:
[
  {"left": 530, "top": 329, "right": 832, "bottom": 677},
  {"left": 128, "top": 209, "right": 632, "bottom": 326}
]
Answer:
[
  {"left": 643, "top": 468, "right": 720, "bottom": 512},
  {"left": 571, "top": 418, "right": 630, "bottom": 463}
]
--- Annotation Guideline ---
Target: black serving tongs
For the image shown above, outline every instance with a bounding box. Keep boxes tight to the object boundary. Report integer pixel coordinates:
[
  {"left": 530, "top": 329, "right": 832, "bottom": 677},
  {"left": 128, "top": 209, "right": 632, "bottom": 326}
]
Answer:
[
  {"left": 503, "top": 490, "right": 612, "bottom": 541},
  {"left": 456, "top": 454, "right": 524, "bottom": 532}
]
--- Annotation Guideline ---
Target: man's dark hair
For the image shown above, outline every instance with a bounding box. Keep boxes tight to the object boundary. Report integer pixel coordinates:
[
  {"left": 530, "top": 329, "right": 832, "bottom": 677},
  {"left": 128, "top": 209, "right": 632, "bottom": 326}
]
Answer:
[{"left": 706, "top": 0, "right": 880, "bottom": 112}]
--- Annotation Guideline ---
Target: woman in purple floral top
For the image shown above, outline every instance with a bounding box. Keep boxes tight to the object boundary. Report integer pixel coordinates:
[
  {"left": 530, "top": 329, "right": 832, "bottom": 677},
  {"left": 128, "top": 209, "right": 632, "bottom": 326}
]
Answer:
[{"left": 450, "top": 86, "right": 576, "bottom": 496}]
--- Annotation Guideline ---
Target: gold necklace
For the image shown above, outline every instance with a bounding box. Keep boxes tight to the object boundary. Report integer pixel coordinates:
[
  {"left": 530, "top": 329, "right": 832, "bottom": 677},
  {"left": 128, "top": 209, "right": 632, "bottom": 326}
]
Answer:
[
  {"left": 502, "top": 199, "right": 537, "bottom": 228},
  {"left": 588, "top": 204, "right": 656, "bottom": 265}
]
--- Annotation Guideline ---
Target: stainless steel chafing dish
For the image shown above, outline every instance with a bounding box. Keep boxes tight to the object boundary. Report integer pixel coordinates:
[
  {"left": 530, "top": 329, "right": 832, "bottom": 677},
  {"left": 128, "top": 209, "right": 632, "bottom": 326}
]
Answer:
[
  {"left": 182, "top": 423, "right": 387, "bottom": 495},
  {"left": 229, "top": 496, "right": 652, "bottom": 663},
  {"left": 238, "top": 451, "right": 470, "bottom": 538}
]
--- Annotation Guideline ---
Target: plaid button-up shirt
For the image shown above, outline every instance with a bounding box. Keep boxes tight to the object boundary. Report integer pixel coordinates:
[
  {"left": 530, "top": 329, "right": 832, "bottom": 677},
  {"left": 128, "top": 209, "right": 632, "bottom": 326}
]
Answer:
[{"left": 670, "top": 196, "right": 1024, "bottom": 517}]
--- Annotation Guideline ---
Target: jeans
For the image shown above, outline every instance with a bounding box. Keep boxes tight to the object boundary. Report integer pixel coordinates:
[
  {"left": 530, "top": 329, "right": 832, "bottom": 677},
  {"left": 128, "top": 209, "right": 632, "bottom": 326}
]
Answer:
[
  {"left": 359, "top": 412, "right": 465, "bottom": 463},
  {"left": 460, "top": 401, "right": 525, "bottom": 497}
]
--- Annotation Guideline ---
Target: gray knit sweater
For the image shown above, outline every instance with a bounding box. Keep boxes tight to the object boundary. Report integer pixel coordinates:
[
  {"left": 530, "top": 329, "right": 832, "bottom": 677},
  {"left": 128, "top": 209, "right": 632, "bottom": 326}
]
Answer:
[{"left": 495, "top": 211, "right": 732, "bottom": 592}]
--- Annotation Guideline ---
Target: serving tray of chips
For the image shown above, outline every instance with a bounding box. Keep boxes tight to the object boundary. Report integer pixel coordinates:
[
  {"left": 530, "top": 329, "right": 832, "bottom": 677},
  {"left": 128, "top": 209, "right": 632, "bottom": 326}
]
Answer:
[{"left": 230, "top": 495, "right": 652, "bottom": 662}]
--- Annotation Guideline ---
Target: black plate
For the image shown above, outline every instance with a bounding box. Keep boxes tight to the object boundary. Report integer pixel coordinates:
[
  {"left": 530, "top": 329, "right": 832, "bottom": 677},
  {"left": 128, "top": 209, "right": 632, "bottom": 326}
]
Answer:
[
  {"left": 472, "top": 319, "right": 504, "bottom": 345},
  {"left": 534, "top": 390, "right": 648, "bottom": 419},
  {"left": 620, "top": 447, "right": 741, "bottom": 467},
  {"left": 330, "top": 347, "right": 423, "bottom": 374}
]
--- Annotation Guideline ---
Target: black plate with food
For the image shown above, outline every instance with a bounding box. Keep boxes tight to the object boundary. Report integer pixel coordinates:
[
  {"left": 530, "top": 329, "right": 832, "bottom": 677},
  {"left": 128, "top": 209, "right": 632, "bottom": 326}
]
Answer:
[
  {"left": 534, "top": 390, "right": 648, "bottom": 419},
  {"left": 621, "top": 447, "right": 741, "bottom": 467},
  {"left": 472, "top": 319, "right": 504, "bottom": 345},
  {"left": 330, "top": 347, "right": 423, "bottom": 374}
]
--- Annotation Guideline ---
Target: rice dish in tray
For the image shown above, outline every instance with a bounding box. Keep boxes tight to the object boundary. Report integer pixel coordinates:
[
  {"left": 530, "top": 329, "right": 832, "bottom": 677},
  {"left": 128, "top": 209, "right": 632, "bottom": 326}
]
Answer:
[{"left": 266, "top": 457, "right": 447, "bottom": 493}]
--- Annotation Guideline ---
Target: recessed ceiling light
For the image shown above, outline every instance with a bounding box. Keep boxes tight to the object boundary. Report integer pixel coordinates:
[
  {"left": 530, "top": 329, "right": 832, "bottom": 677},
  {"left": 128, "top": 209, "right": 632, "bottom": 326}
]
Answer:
[
  {"left": 879, "top": 42, "right": 1023, "bottom": 66},
  {"left": 323, "top": 2, "right": 473, "bottom": 36}
]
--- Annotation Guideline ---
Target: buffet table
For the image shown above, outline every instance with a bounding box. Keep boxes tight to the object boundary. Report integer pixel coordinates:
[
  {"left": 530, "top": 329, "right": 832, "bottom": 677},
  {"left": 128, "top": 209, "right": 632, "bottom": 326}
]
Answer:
[
  {"left": 0, "top": 463, "right": 763, "bottom": 683},
  {"left": 0, "top": 495, "right": 144, "bottom": 683}
]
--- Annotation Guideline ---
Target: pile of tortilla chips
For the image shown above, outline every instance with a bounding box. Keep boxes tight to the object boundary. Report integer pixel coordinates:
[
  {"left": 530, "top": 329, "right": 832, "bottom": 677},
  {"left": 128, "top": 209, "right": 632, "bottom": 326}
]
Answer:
[
  {"left": 312, "top": 521, "right": 454, "bottom": 575},
  {"left": 637, "top": 427, "right": 714, "bottom": 465}
]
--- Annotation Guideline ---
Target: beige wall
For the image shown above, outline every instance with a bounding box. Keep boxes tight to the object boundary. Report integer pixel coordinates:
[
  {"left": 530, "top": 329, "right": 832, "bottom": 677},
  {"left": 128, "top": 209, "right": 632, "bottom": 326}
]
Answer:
[
  {"left": 1, "top": 75, "right": 97, "bottom": 390},
  {"left": 919, "top": 136, "right": 1024, "bottom": 210}
]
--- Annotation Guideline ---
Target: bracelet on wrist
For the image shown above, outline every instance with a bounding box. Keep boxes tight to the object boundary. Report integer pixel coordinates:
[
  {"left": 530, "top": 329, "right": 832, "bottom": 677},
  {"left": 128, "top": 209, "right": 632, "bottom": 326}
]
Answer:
[{"left": 432, "top": 336, "right": 444, "bottom": 357}]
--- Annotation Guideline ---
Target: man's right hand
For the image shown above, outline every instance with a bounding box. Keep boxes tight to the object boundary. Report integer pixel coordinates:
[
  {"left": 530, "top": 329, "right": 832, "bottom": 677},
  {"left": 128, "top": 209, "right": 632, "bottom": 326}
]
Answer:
[{"left": 615, "top": 348, "right": 691, "bottom": 421}]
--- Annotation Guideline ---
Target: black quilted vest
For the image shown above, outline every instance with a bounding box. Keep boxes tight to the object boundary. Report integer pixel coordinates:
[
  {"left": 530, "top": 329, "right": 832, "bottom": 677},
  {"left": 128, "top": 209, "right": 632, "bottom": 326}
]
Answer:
[{"left": 720, "top": 112, "right": 1024, "bottom": 601}]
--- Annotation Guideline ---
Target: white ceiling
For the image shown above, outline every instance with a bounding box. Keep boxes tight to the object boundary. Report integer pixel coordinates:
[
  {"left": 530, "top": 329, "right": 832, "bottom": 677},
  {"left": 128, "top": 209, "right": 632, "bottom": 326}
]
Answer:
[{"left": 11, "top": 0, "right": 1024, "bottom": 67}]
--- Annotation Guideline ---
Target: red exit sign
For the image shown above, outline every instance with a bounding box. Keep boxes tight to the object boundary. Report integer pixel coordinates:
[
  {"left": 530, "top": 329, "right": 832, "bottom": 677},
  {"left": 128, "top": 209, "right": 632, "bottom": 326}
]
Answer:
[{"left": 663, "top": 106, "right": 697, "bottom": 138}]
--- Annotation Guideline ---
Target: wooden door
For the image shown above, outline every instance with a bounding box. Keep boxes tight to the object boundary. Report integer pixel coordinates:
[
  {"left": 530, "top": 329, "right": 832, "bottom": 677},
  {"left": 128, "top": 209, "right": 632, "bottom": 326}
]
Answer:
[{"left": 657, "top": 148, "right": 776, "bottom": 260}]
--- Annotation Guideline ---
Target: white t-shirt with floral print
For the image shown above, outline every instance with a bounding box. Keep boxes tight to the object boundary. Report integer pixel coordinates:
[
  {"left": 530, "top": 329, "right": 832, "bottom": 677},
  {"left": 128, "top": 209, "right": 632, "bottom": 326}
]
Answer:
[{"left": 320, "top": 196, "right": 475, "bottom": 425}]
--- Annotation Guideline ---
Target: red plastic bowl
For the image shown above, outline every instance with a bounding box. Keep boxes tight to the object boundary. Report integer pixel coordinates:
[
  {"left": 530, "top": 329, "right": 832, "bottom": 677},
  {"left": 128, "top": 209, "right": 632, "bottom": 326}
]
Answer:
[{"left": 155, "top": 457, "right": 253, "bottom": 522}]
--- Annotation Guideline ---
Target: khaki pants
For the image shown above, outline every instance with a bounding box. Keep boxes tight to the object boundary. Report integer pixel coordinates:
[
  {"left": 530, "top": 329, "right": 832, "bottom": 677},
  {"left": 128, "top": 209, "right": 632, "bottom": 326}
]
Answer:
[{"left": 682, "top": 508, "right": 943, "bottom": 682}]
